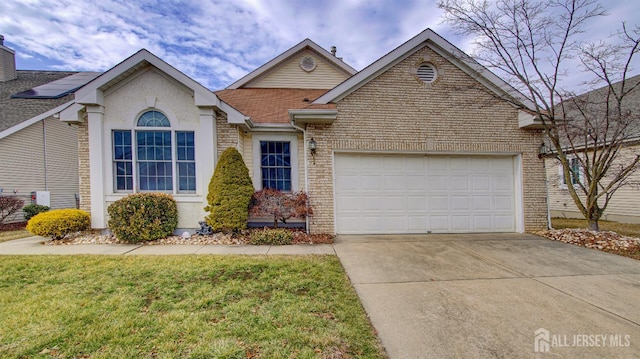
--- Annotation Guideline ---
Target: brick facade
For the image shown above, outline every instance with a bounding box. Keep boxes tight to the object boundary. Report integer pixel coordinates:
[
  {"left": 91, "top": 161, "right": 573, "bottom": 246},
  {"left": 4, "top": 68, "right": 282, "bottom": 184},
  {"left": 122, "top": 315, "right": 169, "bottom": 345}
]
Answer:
[
  {"left": 305, "top": 46, "right": 548, "bottom": 233},
  {"left": 77, "top": 121, "right": 91, "bottom": 213}
]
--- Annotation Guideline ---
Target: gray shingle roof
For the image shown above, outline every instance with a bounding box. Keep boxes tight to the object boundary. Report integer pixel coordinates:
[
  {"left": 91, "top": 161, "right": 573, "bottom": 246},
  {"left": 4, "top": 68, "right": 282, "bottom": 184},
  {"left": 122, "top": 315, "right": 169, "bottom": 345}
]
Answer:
[{"left": 0, "top": 70, "right": 77, "bottom": 132}]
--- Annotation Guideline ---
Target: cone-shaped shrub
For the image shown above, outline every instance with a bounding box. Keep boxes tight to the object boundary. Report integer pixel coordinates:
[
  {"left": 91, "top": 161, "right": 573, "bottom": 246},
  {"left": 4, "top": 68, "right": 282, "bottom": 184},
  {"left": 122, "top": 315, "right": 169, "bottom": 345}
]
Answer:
[
  {"left": 27, "top": 209, "right": 90, "bottom": 239},
  {"left": 108, "top": 193, "right": 178, "bottom": 243},
  {"left": 205, "top": 147, "right": 254, "bottom": 232}
]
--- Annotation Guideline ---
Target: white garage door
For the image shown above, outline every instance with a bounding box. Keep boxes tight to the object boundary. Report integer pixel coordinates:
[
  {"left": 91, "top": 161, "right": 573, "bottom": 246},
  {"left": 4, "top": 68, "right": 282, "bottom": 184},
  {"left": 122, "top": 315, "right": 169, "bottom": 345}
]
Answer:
[{"left": 334, "top": 154, "right": 516, "bottom": 234}]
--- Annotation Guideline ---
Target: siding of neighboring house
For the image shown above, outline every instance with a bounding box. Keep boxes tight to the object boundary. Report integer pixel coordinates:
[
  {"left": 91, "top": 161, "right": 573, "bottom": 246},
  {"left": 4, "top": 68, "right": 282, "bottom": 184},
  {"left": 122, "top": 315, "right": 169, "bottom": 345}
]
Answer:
[
  {"left": 244, "top": 49, "right": 350, "bottom": 89},
  {"left": 304, "top": 46, "right": 547, "bottom": 234},
  {"left": 546, "top": 145, "right": 640, "bottom": 223},
  {"left": 0, "top": 116, "right": 78, "bottom": 222}
]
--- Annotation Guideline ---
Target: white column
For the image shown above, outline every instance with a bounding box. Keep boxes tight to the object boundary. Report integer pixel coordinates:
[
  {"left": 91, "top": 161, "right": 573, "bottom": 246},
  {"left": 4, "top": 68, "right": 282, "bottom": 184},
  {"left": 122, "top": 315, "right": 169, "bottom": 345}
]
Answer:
[
  {"left": 86, "top": 105, "right": 106, "bottom": 229},
  {"left": 198, "top": 107, "right": 216, "bottom": 201}
]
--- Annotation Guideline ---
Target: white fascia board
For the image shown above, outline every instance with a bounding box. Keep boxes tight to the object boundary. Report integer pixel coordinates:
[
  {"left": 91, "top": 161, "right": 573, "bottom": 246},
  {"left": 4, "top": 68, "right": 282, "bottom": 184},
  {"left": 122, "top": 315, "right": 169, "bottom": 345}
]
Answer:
[
  {"left": 0, "top": 101, "right": 75, "bottom": 140},
  {"left": 289, "top": 109, "right": 337, "bottom": 126},
  {"left": 219, "top": 101, "right": 253, "bottom": 129},
  {"left": 227, "top": 39, "right": 357, "bottom": 89},
  {"left": 518, "top": 110, "right": 544, "bottom": 129},
  {"left": 59, "top": 103, "right": 86, "bottom": 123},
  {"left": 75, "top": 49, "right": 219, "bottom": 107}
]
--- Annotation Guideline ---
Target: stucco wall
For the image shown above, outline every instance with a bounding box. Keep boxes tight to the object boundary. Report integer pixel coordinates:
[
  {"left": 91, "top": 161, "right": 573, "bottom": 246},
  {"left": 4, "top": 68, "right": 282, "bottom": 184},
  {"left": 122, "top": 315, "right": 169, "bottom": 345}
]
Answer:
[{"left": 305, "top": 46, "right": 548, "bottom": 234}]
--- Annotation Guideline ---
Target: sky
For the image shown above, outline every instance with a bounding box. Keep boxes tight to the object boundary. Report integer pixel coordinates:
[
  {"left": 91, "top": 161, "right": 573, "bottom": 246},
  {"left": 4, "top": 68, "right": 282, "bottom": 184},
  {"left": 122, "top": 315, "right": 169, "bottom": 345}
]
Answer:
[{"left": 0, "top": 0, "right": 638, "bottom": 91}]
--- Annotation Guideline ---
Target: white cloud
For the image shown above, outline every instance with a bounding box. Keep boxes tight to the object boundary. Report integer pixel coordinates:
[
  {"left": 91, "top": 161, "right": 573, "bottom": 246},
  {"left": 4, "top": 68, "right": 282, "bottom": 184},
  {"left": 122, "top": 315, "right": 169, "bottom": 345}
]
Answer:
[{"left": 0, "top": 0, "right": 638, "bottom": 91}]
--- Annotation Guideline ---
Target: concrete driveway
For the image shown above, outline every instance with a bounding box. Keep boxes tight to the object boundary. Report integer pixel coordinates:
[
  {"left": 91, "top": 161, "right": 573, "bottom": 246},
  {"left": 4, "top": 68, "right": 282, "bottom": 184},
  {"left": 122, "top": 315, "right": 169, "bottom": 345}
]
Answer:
[{"left": 334, "top": 233, "right": 640, "bottom": 358}]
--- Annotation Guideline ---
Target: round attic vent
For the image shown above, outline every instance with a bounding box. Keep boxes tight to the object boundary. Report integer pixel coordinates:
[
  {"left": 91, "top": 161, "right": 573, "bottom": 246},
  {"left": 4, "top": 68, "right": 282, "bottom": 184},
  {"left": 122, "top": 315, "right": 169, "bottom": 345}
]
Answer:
[
  {"left": 300, "top": 56, "right": 317, "bottom": 72},
  {"left": 417, "top": 63, "right": 437, "bottom": 83}
]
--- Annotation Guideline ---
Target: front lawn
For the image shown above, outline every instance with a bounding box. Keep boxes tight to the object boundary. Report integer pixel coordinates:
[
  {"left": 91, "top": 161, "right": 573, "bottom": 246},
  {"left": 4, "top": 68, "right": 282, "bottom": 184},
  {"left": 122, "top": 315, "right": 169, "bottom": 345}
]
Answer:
[
  {"left": 0, "top": 256, "right": 386, "bottom": 358},
  {"left": 0, "top": 222, "right": 30, "bottom": 243},
  {"left": 0, "top": 229, "right": 31, "bottom": 243}
]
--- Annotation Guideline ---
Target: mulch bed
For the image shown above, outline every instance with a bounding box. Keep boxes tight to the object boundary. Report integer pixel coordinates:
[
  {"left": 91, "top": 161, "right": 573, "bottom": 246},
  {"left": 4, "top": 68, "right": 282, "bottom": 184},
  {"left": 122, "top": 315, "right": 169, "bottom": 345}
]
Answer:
[
  {"left": 536, "top": 228, "right": 640, "bottom": 258},
  {"left": 0, "top": 222, "right": 27, "bottom": 231},
  {"left": 44, "top": 228, "right": 334, "bottom": 246}
]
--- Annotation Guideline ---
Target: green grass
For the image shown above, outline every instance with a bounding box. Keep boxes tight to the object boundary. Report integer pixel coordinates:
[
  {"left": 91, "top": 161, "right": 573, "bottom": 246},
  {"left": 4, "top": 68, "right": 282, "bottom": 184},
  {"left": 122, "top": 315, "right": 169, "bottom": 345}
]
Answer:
[
  {"left": 0, "top": 229, "right": 31, "bottom": 243},
  {"left": 551, "top": 218, "right": 640, "bottom": 238},
  {"left": 0, "top": 256, "right": 386, "bottom": 358}
]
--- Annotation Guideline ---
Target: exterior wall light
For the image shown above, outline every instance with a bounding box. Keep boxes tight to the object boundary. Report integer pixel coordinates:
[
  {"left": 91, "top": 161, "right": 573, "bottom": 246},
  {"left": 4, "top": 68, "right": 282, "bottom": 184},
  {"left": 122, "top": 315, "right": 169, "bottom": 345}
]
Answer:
[
  {"left": 308, "top": 138, "right": 317, "bottom": 164},
  {"left": 538, "top": 143, "right": 547, "bottom": 159}
]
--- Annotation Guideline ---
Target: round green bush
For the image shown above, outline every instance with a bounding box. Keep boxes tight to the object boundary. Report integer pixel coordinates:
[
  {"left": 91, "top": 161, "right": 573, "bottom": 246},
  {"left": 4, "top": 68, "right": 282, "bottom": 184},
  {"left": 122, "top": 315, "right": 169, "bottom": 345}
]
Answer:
[
  {"left": 26, "top": 209, "right": 90, "bottom": 239},
  {"left": 107, "top": 193, "right": 178, "bottom": 243},
  {"left": 205, "top": 147, "right": 254, "bottom": 232},
  {"left": 23, "top": 204, "right": 50, "bottom": 220}
]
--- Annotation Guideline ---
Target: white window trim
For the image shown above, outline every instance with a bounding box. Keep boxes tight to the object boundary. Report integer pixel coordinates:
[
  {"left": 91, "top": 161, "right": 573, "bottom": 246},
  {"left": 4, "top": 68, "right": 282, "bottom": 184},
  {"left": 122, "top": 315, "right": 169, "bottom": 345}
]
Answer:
[
  {"left": 108, "top": 108, "right": 198, "bottom": 195},
  {"left": 252, "top": 134, "right": 299, "bottom": 191},
  {"left": 558, "top": 156, "right": 583, "bottom": 189}
]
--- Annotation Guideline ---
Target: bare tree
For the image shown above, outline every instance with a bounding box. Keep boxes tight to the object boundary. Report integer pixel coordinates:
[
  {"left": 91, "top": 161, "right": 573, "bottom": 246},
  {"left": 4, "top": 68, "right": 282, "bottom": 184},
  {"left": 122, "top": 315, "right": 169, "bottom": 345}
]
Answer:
[{"left": 439, "top": 0, "right": 640, "bottom": 230}]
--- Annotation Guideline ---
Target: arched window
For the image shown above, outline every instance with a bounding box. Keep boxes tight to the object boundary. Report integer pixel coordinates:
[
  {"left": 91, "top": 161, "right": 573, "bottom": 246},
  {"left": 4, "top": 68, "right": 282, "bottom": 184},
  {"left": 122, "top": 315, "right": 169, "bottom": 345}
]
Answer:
[
  {"left": 112, "top": 109, "right": 195, "bottom": 193},
  {"left": 137, "top": 110, "right": 170, "bottom": 127}
]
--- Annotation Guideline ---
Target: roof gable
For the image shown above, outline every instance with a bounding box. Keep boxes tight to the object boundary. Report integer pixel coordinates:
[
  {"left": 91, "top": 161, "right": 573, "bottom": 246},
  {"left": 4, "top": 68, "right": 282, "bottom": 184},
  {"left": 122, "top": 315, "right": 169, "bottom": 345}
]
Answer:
[
  {"left": 314, "top": 28, "right": 533, "bottom": 109},
  {"left": 74, "top": 49, "right": 220, "bottom": 107},
  {"left": 227, "top": 39, "right": 356, "bottom": 89}
]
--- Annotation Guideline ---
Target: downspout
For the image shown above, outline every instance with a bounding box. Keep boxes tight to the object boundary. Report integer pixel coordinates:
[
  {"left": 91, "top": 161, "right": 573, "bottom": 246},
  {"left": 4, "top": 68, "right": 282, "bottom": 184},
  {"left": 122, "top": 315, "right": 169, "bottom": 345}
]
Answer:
[
  {"left": 290, "top": 118, "right": 310, "bottom": 234},
  {"left": 42, "top": 119, "right": 48, "bottom": 191}
]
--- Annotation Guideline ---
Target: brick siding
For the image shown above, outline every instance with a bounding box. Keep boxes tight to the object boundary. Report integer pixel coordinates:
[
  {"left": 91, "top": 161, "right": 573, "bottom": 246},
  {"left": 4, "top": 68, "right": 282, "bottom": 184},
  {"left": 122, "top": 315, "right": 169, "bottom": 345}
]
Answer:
[{"left": 305, "top": 46, "right": 548, "bottom": 233}]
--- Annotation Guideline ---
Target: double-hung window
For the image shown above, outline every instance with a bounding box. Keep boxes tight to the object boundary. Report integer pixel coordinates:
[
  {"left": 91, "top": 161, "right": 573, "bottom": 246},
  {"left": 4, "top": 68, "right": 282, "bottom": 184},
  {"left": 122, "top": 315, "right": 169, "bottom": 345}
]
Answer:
[
  {"left": 112, "top": 110, "right": 196, "bottom": 193},
  {"left": 260, "top": 141, "right": 292, "bottom": 191},
  {"left": 560, "top": 157, "right": 582, "bottom": 188}
]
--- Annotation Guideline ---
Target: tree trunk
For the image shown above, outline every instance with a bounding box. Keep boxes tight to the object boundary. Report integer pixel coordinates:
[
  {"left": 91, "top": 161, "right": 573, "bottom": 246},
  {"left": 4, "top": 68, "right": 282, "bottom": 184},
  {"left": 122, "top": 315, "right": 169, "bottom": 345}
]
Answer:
[{"left": 587, "top": 218, "right": 600, "bottom": 231}]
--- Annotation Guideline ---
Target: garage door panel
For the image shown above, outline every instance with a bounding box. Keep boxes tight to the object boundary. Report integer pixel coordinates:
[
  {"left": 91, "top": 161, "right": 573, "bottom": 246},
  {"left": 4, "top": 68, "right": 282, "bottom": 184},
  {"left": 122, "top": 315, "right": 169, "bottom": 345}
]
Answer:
[
  {"left": 494, "top": 195, "right": 514, "bottom": 211},
  {"left": 407, "top": 175, "right": 426, "bottom": 190},
  {"left": 430, "top": 216, "right": 450, "bottom": 231},
  {"left": 493, "top": 176, "right": 513, "bottom": 191},
  {"left": 408, "top": 217, "right": 428, "bottom": 231},
  {"left": 451, "top": 175, "right": 469, "bottom": 190},
  {"left": 429, "top": 175, "right": 449, "bottom": 190},
  {"left": 472, "top": 176, "right": 491, "bottom": 190},
  {"left": 451, "top": 196, "right": 470, "bottom": 210},
  {"left": 430, "top": 195, "right": 450, "bottom": 211},
  {"left": 386, "top": 196, "right": 405, "bottom": 211},
  {"left": 336, "top": 195, "right": 361, "bottom": 211},
  {"left": 452, "top": 216, "right": 471, "bottom": 231},
  {"left": 473, "top": 215, "right": 493, "bottom": 230},
  {"left": 335, "top": 174, "right": 359, "bottom": 191},
  {"left": 384, "top": 175, "right": 405, "bottom": 190},
  {"left": 334, "top": 154, "right": 516, "bottom": 234},
  {"left": 361, "top": 196, "right": 384, "bottom": 210},
  {"left": 407, "top": 196, "right": 427, "bottom": 210},
  {"left": 472, "top": 196, "right": 492, "bottom": 211}
]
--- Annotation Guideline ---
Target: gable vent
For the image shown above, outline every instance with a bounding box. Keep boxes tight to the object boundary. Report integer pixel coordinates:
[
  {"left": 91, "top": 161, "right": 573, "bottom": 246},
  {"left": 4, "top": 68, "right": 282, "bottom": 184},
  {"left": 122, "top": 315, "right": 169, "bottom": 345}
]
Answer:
[
  {"left": 300, "top": 56, "right": 317, "bottom": 72},
  {"left": 417, "top": 63, "right": 437, "bottom": 83}
]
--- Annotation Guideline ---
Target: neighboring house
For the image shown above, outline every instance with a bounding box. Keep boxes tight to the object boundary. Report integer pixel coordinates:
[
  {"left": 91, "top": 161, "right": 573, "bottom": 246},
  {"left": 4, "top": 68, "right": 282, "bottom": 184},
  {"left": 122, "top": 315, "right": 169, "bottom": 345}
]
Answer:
[
  {"left": 545, "top": 76, "right": 640, "bottom": 224},
  {"left": 0, "top": 35, "right": 100, "bottom": 222},
  {"left": 61, "top": 28, "right": 548, "bottom": 234}
]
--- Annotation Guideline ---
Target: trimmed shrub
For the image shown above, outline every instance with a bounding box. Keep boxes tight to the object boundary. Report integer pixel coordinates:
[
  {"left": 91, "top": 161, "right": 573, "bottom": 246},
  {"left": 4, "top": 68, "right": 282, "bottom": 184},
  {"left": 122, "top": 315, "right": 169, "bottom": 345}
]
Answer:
[
  {"left": 204, "top": 147, "right": 254, "bottom": 232},
  {"left": 107, "top": 193, "right": 178, "bottom": 243},
  {"left": 249, "top": 189, "right": 312, "bottom": 228},
  {"left": 0, "top": 196, "right": 24, "bottom": 225},
  {"left": 26, "top": 209, "right": 90, "bottom": 239},
  {"left": 23, "top": 204, "right": 50, "bottom": 220},
  {"left": 249, "top": 228, "right": 294, "bottom": 245}
]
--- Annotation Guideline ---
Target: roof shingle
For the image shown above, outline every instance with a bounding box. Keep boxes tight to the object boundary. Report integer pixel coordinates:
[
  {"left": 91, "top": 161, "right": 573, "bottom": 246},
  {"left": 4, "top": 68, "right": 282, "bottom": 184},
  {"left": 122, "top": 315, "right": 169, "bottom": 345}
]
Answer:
[
  {"left": 215, "top": 88, "right": 336, "bottom": 124},
  {"left": 0, "top": 70, "right": 78, "bottom": 132}
]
